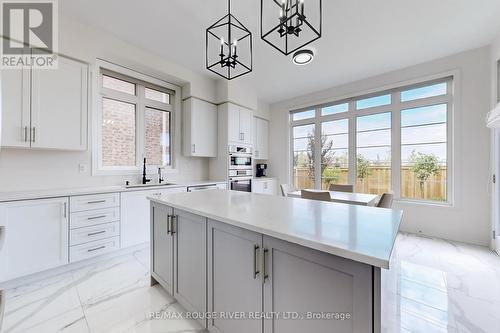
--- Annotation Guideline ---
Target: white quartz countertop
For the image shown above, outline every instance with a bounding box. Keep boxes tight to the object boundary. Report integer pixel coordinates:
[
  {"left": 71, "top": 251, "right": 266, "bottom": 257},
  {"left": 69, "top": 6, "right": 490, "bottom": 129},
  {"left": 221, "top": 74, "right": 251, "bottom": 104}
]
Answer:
[
  {"left": 0, "top": 180, "right": 226, "bottom": 202},
  {"left": 149, "top": 190, "right": 403, "bottom": 269}
]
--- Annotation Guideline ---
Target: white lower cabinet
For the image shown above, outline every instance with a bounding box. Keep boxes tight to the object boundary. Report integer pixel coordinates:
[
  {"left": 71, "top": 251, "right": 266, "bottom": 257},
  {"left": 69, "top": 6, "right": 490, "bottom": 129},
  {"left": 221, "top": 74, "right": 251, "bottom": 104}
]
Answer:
[
  {"left": 151, "top": 203, "right": 207, "bottom": 328},
  {"left": 121, "top": 187, "right": 187, "bottom": 248},
  {"left": 252, "top": 178, "right": 277, "bottom": 195},
  {"left": 0, "top": 198, "right": 69, "bottom": 282},
  {"left": 69, "top": 236, "right": 120, "bottom": 262},
  {"left": 69, "top": 192, "right": 121, "bottom": 263}
]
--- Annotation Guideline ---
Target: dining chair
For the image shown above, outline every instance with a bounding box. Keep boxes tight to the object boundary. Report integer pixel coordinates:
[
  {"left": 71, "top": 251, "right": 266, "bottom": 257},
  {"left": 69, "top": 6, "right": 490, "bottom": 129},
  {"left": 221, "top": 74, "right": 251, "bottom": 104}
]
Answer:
[
  {"left": 280, "top": 184, "right": 289, "bottom": 197},
  {"left": 301, "top": 190, "right": 331, "bottom": 202},
  {"left": 377, "top": 193, "right": 394, "bottom": 208},
  {"left": 328, "top": 184, "right": 354, "bottom": 193}
]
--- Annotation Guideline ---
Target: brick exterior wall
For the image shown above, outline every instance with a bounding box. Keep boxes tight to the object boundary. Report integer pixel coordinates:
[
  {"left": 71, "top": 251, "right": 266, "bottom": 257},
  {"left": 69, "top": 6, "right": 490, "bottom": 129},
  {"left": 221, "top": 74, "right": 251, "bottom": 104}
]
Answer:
[
  {"left": 102, "top": 98, "right": 136, "bottom": 166},
  {"left": 145, "top": 108, "right": 170, "bottom": 166}
]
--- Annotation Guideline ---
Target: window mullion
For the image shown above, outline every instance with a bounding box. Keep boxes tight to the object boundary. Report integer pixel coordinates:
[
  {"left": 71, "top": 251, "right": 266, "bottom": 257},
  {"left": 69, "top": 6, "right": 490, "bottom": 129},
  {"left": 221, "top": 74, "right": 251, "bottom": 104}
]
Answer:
[
  {"left": 392, "top": 92, "right": 402, "bottom": 199},
  {"left": 314, "top": 108, "right": 322, "bottom": 189},
  {"left": 137, "top": 84, "right": 146, "bottom": 168},
  {"left": 348, "top": 100, "right": 357, "bottom": 188}
]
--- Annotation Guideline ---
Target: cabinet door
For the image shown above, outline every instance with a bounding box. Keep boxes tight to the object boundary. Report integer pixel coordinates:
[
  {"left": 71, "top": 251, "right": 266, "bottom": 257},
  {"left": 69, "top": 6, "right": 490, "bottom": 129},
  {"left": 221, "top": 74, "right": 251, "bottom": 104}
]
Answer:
[
  {"left": 0, "top": 198, "right": 69, "bottom": 282},
  {"left": 262, "top": 236, "right": 373, "bottom": 333},
  {"left": 259, "top": 118, "right": 269, "bottom": 160},
  {"left": 174, "top": 209, "right": 207, "bottom": 328},
  {"left": 121, "top": 190, "right": 152, "bottom": 248},
  {"left": 122, "top": 187, "right": 186, "bottom": 249},
  {"left": 191, "top": 98, "right": 217, "bottom": 157},
  {"left": 0, "top": 67, "right": 30, "bottom": 148},
  {"left": 239, "top": 107, "right": 253, "bottom": 145},
  {"left": 151, "top": 202, "right": 175, "bottom": 294},
  {"left": 253, "top": 117, "right": 260, "bottom": 158},
  {"left": 31, "top": 56, "right": 88, "bottom": 150},
  {"left": 227, "top": 103, "right": 241, "bottom": 143},
  {"left": 208, "top": 220, "right": 263, "bottom": 333},
  {"left": 252, "top": 180, "right": 265, "bottom": 194}
]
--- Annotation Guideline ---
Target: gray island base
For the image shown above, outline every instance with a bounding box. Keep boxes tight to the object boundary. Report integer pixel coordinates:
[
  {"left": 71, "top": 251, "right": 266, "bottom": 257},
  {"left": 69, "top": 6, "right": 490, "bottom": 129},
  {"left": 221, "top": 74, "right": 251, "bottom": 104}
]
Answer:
[{"left": 148, "top": 190, "right": 402, "bottom": 333}]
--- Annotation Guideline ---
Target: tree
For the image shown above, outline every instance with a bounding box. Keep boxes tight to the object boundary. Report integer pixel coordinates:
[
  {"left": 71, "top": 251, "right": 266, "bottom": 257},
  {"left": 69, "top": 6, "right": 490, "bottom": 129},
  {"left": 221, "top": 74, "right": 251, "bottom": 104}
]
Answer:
[
  {"left": 409, "top": 151, "right": 440, "bottom": 197},
  {"left": 357, "top": 154, "right": 371, "bottom": 180},
  {"left": 306, "top": 133, "right": 334, "bottom": 179}
]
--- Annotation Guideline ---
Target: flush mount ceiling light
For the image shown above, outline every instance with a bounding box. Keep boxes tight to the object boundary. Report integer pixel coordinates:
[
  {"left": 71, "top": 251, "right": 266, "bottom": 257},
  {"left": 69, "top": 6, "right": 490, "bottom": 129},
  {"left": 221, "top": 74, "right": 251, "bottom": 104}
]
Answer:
[
  {"left": 260, "top": 0, "right": 322, "bottom": 56},
  {"left": 206, "top": 0, "right": 253, "bottom": 80},
  {"left": 292, "top": 49, "right": 314, "bottom": 65}
]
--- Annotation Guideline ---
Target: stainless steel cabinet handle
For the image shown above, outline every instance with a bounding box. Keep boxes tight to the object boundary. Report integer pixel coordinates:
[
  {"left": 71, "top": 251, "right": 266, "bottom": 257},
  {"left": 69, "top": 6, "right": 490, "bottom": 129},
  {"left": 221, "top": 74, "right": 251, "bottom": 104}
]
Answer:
[
  {"left": 0, "top": 226, "right": 5, "bottom": 252},
  {"left": 32, "top": 127, "right": 36, "bottom": 143},
  {"left": 166, "top": 215, "right": 172, "bottom": 235},
  {"left": 170, "top": 215, "right": 177, "bottom": 235},
  {"left": 192, "top": 144, "right": 196, "bottom": 153},
  {"left": 24, "top": 126, "right": 28, "bottom": 142},
  {"left": 87, "top": 215, "right": 106, "bottom": 220},
  {"left": 87, "top": 230, "right": 106, "bottom": 236},
  {"left": 262, "top": 248, "right": 269, "bottom": 283},
  {"left": 87, "top": 200, "right": 106, "bottom": 204},
  {"left": 87, "top": 245, "right": 106, "bottom": 252},
  {"left": 253, "top": 244, "right": 260, "bottom": 279},
  {"left": 63, "top": 202, "right": 67, "bottom": 218}
]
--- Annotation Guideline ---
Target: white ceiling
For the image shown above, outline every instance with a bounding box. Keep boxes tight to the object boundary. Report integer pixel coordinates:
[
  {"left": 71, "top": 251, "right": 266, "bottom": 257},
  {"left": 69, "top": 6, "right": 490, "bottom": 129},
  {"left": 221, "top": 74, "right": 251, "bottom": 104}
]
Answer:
[{"left": 61, "top": 0, "right": 500, "bottom": 103}]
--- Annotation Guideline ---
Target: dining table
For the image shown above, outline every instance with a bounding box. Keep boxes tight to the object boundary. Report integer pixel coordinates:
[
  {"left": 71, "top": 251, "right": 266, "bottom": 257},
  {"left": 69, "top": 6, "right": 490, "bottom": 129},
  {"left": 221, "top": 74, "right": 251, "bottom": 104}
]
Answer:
[{"left": 288, "top": 189, "right": 380, "bottom": 206}]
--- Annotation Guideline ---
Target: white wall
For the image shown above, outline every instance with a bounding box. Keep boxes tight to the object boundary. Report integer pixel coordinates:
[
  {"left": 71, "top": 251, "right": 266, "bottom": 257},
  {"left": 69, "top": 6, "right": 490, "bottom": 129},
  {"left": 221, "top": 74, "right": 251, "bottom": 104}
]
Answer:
[
  {"left": 0, "top": 15, "right": 219, "bottom": 192},
  {"left": 270, "top": 46, "right": 492, "bottom": 246}
]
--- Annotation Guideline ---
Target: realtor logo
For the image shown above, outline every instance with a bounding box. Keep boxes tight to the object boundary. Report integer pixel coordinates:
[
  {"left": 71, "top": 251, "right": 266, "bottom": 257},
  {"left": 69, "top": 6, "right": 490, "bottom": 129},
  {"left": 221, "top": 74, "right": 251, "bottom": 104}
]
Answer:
[{"left": 1, "top": 0, "right": 58, "bottom": 68}]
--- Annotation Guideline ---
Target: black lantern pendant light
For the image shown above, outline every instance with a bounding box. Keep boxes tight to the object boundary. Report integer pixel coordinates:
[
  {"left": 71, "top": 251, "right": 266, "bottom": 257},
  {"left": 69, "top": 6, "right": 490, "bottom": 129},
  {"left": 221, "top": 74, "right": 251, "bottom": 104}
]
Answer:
[
  {"left": 260, "top": 0, "right": 322, "bottom": 55},
  {"left": 206, "top": 0, "right": 253, "bottom": 80}
]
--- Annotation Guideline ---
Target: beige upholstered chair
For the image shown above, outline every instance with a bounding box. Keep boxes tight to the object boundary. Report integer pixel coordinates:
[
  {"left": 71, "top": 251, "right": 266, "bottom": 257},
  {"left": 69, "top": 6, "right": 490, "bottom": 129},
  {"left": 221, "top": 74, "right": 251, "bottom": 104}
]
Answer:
[
  {"left": 280, "top": 184, "right": 290, "bottom": 197},
  {"left": 377, "top": 193, "right": 394, "bottom": 208},
  {"left": 301, "top": 190, "right": 331, "bottom": 202},
  {"left": 328, "top": 184, "right": 354, "bottom": 193}
]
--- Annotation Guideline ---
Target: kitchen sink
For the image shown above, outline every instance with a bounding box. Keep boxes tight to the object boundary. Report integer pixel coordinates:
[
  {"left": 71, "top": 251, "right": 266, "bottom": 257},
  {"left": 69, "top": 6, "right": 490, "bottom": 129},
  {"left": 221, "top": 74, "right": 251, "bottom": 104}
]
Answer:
[{"left": 125, "top": 183, "right": 176, "bottom": 189}]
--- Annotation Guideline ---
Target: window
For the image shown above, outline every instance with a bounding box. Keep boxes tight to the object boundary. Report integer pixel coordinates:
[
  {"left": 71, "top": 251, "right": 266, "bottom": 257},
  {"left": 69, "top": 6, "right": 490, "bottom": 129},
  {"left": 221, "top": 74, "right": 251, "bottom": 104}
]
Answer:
[
  {"left": 102, "top": 98, "right": 136, "bottom": 167},
  {"left": 97, "top": 68, "right": 175, "bottom": 173},
  {"left": 290, "top": 77, "right": 453, "bottom": 203},
  {"left": 356, "top": 113, "right": 392, "bottom": 194},
  {"left": 292, "top": 124, "right": 315, "bottom": 190},
  {"left": 321, "top": 119, "right": 349, "bottom": 189},
  {"left": 401, "top": 104, "right": 447, "bottom": 201},
  {"left": 292, "top": 110, "right": 315, "bottom": 121},
  {"left": 356, "top": 94, "right": 391, "bottom": 110}
]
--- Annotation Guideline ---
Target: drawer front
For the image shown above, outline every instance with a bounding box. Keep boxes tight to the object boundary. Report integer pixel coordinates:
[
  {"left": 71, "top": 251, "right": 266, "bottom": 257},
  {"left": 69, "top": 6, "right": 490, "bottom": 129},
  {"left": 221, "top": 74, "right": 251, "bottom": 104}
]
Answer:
[
  {"left": 70, "top": 193, "right": 120, "bottom": 212},
  {"left": 70, "top": 236, "right": 120, "bottom": 263},
  {"left": 70, "top": 207, "right": 120, "bottom": 229},
  {"left": 70, "top": 222, "right": 120, "bottom": 246}
]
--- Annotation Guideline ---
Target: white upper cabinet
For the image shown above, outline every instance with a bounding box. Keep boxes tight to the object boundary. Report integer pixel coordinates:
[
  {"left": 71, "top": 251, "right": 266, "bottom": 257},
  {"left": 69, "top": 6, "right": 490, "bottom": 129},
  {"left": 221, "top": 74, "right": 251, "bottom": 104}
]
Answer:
[
  {"left": 239, "top": 107, "right": 253, "bottom": 145},
  {"left": 224, "top": 102, "right": 253, "bottom": 145},
  {"left": 253, "top": 117, "right": 269, "bottom": 160},
  {"left": 183, "top": 97, "right": 217, "bottom": 157},
  {"left": 0, "top": 68, "right": 30, "bottom": 148},
  {"left": 1, "top": 54, "right": 89, "bottom": 150},
  {"left": 31, "top": 57, "right": 88, "bottom": 150}
]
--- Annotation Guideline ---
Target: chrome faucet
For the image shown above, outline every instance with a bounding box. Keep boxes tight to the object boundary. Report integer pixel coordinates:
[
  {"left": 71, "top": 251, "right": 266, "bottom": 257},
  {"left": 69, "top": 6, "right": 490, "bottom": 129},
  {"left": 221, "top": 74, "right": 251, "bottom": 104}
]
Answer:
[
  {"left": 142, "top": 158, "right": 151, "bottom": 184},
  {"left": 158, "top": 167, "right": 165, "bottom": 184}
]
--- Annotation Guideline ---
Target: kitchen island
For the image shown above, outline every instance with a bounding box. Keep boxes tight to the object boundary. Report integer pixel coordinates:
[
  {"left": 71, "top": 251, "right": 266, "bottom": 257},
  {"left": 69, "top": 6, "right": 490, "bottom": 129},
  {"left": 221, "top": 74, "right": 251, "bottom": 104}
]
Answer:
[{"left": 148, "top": 190, "right": 402, "bottom": 333}]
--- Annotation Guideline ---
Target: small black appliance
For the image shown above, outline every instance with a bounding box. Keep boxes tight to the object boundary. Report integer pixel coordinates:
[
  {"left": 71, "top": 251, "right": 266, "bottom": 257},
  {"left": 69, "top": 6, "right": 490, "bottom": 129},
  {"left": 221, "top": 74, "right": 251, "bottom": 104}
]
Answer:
[{"left": 256, "top": 164, "right": 267, "bottom": 178}]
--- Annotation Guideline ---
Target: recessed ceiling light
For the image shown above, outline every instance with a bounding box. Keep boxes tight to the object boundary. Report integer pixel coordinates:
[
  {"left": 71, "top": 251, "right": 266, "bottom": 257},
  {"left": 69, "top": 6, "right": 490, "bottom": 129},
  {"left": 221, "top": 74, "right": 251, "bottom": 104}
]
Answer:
[{"left": 292, "top": 49, "right": 314, "bottom": 65}]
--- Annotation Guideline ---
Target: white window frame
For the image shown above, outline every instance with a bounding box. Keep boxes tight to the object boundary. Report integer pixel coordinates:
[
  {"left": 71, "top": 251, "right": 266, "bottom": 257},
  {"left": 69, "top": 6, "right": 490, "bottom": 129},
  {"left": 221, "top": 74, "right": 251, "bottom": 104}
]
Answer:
[
  {"left": 92, "top": 59, "right": 181, "bottom": 176},
  {"left": 289, "top": 74, "right": 455, "bottom": 206}
]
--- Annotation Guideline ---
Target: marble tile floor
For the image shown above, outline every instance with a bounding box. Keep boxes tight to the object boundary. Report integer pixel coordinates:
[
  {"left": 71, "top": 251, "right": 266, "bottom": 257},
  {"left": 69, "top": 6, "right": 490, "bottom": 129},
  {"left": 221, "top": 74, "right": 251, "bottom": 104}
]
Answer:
[{"left": 1, "top": 233, "right": 499, "bottom": 333}]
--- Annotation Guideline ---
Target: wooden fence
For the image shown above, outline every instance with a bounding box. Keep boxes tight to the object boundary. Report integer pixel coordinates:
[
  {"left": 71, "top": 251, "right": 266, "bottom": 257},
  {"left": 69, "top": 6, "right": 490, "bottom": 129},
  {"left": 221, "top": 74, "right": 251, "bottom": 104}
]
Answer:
[{"left": 293, "top": 166, "right": 447, "bottom": 201}]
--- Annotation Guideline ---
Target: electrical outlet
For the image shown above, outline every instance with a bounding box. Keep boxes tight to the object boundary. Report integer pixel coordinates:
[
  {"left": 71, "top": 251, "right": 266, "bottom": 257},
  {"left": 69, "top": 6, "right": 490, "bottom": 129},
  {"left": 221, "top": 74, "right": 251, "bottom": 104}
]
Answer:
[{"left": 78, "top": 164, "right": 87, "bottom": 173}]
